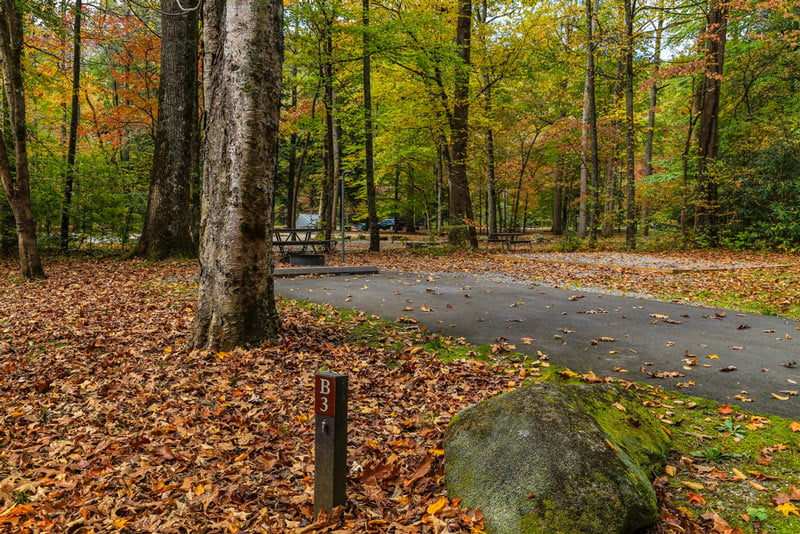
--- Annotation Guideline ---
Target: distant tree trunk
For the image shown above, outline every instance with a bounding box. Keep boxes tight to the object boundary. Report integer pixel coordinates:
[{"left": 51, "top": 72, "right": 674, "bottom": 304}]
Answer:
[
  {"left": 0, "top": 0, "right": 44, "bottom": 278},
  {"left": 138, "top": 0, "right": 199, "bottom": 259},
  {"left": 585, "top": 0, "right": 600, "bottom": 244},
  {"left": 694, "top": 0, "right": 727, "bottom": 245},
  {"left": 59, "top": 0, "right": 81, "bottom": 251},
  {"left": 286, "top": 64, "right": 299, "bottom": 228},
  {"left": 0, "top": 199, "right": 15, "bottom": 257},
  {"left": 551, "top": 154, "right": 564, "bottom": 235},
  {"left": 448, "top": 0, "right": 477, "bottom": 248},
  {"left": 319, "top": 12, "right": 339, "bottom": 233},
  {"left": 579, "top": 0, "right": 599, "bottom": 242},
  {"left": 578, "top": 70, "right": 589, "bottom": 239},
  {"left": 642, "top": 13, "right": 663, "bottom": 238},
  {"left": 193, "top": 0, "right": 282, "bottom": 350},
  {"left": 623, "top": 0, "right": 636, "bottom": 248},
  {"left": 478, "top": 0, "right": 497, "bottom": 237},
  {"left": 436, "top": 142, "right": 445, "bottom": 232},
  {"left": 363, "top": 0, "right": 379, "bottom": 251}
]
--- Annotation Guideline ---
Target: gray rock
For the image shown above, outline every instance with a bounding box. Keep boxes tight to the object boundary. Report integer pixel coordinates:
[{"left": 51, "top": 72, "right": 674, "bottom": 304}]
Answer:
[{"left": 444, "top": 383, "right": 670, "bottom": 533}]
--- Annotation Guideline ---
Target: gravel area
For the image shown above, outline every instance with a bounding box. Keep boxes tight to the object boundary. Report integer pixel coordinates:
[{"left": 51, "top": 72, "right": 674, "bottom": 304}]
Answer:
[{"left": 518, "top": 252, "right": 788, "bottom": 271}]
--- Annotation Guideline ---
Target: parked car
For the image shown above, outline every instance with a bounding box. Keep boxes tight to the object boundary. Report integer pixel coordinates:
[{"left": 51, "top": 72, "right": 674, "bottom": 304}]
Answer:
[{"left": 377, "top": 218, "right": 407, "bottom": 231}]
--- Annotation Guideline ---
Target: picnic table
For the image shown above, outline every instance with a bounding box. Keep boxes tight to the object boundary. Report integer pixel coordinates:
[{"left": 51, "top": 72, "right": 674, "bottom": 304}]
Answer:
[
  {"left": 487, "top": 232, "right": 532, "bottom": 251},
  {"left": 272, "top": 228, "right": 337, "bottom": 257}
]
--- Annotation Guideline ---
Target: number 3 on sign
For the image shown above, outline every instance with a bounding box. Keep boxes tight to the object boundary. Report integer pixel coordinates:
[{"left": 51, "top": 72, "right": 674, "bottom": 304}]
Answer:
[{"left": 315, "top": 375, "right": 336, "bottom": 416}]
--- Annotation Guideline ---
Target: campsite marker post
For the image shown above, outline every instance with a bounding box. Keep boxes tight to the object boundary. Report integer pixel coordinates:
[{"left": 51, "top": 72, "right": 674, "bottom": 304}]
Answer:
[{"left": 314, "top": 372, "right": 348, "bottom": 515}]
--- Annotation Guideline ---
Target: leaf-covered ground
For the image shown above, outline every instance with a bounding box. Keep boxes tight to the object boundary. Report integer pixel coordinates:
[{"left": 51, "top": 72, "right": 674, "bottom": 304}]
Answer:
[{"left": 1, "top": 254, "right": 799, "bottom": 533}]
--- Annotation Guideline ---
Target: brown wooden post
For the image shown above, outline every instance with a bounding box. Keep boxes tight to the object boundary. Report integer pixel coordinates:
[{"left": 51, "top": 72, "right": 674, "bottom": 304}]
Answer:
[{"left": 314, "top": 372, "right": 348, "bottom": 515}]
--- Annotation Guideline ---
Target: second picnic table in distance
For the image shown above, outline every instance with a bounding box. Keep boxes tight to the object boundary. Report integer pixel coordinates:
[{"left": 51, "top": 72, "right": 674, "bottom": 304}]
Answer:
[{"left": 487, "top": 232, "right": 532, "bottom": 251}]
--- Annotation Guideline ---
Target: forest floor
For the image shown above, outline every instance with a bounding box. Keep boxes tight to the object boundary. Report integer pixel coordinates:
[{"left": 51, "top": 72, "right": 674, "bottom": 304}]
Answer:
[{"left": 1, "top": 248, "right": 799, "bottom": 533}]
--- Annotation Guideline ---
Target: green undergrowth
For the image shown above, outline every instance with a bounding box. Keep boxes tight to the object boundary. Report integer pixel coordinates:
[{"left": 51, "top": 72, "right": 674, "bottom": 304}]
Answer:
[{"left": 294, "top": 297, "right": 800, "bottom": 533}]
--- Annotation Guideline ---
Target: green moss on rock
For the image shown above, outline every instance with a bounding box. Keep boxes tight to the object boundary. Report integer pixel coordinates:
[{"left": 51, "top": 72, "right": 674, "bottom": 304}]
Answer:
[{"left": 444, "top": 383, "right": 671, "bottom": 534}]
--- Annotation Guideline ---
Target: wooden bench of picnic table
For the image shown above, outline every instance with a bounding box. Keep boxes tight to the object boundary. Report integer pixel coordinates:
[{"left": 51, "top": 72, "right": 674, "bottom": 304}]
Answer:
[{"left": 272, "top": 228, "right": 337, "bottom": 257}]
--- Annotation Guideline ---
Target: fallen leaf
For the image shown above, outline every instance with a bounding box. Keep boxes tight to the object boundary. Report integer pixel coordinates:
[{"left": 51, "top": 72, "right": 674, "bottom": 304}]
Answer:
[
  {"left": 776, "top": 502, "right": 799, "bottom": 516},
  {"left": 771, "top": 393, "right": 790, "bottom": 401},
  {"left": 426, "top": 496, "right": 448, "bottom": 516}
]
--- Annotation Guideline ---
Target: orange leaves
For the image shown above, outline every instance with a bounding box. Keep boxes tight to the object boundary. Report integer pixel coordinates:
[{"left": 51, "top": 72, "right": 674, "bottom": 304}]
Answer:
[{"left": 718, "top": 404, "right": 735, "bottom": 415}]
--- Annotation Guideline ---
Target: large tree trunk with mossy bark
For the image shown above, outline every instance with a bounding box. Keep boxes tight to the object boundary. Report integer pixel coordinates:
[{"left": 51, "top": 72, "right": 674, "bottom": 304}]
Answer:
[
  {"left": 0, "top": 0, "right": 44, "bottom": 278},
  {"left": 192, "top": 0, "right": 282, "bottom": 351}
]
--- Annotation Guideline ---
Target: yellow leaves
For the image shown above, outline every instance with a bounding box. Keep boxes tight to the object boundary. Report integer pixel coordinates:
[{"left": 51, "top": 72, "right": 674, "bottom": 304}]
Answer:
[
  {"left": 776, "top": 503, "right": 799, "bottom": 516},
  {"left": 426, "top": 496, "right": 448, "bottom": 515},
  {"left": 789, "top": 421, "right": 800, "bottom": 433},
  {"left": 747, "top": 480, "right": 767, "bottom": 491},
  {"left": 771, "top": 393, "right": 790, "bottom": 401},
  {"left": 706, "top": 354, "right": 720, "bottom": 359},
  {"left": 112, "top": 517, "right": 131, "bottom": 528},
  {"left": 681, "top": 481, "right": 705, "bottom": 491},
  {"left": 612, "top": 402, "right": 627, "bottom": 412},
  {"left": 731, "top": 468, "right": 747, "bottom": 481},
  {"left": 665, "top": 465, "right": 677, "bottom": 477}
]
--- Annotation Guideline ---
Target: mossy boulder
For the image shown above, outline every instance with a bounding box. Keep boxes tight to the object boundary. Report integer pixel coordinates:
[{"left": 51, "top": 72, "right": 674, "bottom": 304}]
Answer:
[{"left": 444, "top": 383, "right": 671, "bottom": 534}]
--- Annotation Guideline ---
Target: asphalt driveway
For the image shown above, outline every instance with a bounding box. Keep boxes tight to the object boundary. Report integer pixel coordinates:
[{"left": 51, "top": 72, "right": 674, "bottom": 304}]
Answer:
[{"left": 275, "top": 270, "right": 800, "bottom": 419}]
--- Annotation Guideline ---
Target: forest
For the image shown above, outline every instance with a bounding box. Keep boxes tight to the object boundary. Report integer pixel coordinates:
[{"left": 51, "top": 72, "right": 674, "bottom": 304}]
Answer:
[{"left": 0, "top": 0, "right": 798, "bottom": 264}]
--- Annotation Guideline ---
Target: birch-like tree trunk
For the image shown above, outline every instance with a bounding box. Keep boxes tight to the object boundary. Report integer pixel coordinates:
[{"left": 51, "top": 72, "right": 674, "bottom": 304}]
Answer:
[
  {"left": 642, "top": 12, "right": 664, "bottom": 237},
  {"left": 0, "top": 0, "right": 44, "bottom": 278},
  {"left": 623, "top": 0, "right": 637, "bottom": 248},
  {"left": 193, "top": 0, "right": 283, "bottom": 350},
  {"left": 138, "top": 0, "right": 199, "bottom": 259}
]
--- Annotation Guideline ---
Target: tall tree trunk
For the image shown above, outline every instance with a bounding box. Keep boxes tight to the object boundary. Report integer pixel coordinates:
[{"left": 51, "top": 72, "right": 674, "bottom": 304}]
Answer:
[
  {"left": 623, "top": 0, "right": 636, "bottom": 248},
  {"left": 586, "top": 0, "right": 600, "bottom": 244},
  {"left": 642, "top": 13, "right": 663, "bottom": 238},
  {"left": 0, "top": 0, "right": 44, "bottom": 278},
  {"left": 694, "top": 0, "right": 727, "bottom": 245},
  {"left": 579, "top": 0, "right": 599, "bottom": 242},
  {"left": 193, "top": 0, "right": 282, "bottom": 350},
  {"left": 138, "top": 0, "right": 199, "bottom": 259},
  {"left": 363, "top": 0, "right": 379, "bottom": 251},
  {"left": 448, "top": 0, "right": 477, "bottom": 248},
  {"left": 59, "top": 0, "right": 81, "bottom": 251}
]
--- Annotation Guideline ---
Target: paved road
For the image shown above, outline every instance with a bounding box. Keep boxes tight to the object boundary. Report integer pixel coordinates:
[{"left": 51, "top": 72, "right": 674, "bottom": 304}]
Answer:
[{"left": 275, "top": 271, "right": 800, "bottom": 419}]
